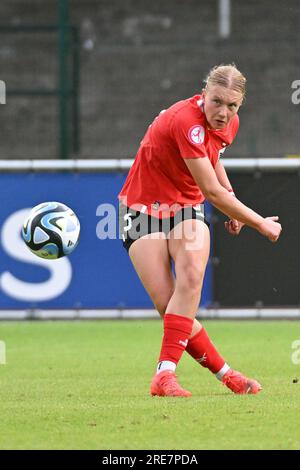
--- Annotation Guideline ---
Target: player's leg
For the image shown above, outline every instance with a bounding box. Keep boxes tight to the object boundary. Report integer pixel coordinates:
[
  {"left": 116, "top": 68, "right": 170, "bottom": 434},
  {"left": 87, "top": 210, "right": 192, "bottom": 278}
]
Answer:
[
  {"left": 128, "top": 233, "right": 175, "bottom": 318},
  {"left": 120, "top": 201, "right": 176, "bottom": 319},
  {"left": 129, "top": 233, "right": 203, "bottom": 338},
  {"left": 167, "top": 219, "right": 230, "bottom": 376},
  {"left": 128, "top": 222, "right": 261, "bottom": 395},
  {"left": 129, "top": 232, "right": 199, "bottom": 396},
  {"left": 129, "top": 234, "right": 191, "bottom": 396},
  {"left": 167, "top": 219, "right": 210, "bottom": 317},
  {"left": 150, "top": 219, "right": 211, "bottom": 396},
  {"left": 166, "top": 219, "right": 261, "bottom": 395}
]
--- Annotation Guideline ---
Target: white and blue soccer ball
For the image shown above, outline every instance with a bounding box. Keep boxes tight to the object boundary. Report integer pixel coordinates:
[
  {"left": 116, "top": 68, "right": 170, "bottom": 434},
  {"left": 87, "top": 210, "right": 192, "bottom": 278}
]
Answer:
[{"left": 22, "top": 202, "right": 80, "bottom": 259}]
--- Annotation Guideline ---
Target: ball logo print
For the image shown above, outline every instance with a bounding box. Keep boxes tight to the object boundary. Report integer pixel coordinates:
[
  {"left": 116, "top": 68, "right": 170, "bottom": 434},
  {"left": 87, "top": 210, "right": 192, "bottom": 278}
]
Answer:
[
  {"left": 22, "top": 202, "right": 80, "bottom": 259},
  {"left": 188, "top": 125, "right": 205, "bottom": 144}
]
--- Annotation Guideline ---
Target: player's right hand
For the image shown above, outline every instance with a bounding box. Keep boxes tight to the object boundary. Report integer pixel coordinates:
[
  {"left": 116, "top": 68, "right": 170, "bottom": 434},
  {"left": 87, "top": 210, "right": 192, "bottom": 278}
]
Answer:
[{"left": 257, "top": 216, "right": 282, "bottom": 242}]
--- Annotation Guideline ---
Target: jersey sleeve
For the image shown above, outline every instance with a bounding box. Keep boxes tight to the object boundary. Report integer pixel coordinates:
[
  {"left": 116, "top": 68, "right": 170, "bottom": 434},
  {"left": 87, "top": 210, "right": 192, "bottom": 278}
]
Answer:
[{"left": 171, "top": 112, "right": 208, "bottom": 159}]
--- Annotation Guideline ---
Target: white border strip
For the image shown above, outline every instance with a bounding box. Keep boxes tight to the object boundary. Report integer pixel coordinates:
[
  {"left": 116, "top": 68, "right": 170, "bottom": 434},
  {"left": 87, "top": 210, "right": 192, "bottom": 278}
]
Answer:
[
  {"left": 0, "top": 309, "right": 299, "bottom": 320},
  {"left": 223, "top": 158, "right": 300, "bottom": 171},
  {"left": 0, "top": 159, "right": 135, "bottom": 171},
  {"left": 0, "top": 158, "right": 299, "bottom": 172}
]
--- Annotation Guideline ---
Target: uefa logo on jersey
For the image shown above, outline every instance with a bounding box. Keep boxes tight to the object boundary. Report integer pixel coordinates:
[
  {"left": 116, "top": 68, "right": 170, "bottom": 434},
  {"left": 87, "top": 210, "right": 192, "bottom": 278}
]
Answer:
[{"left": 188, "top": 125, "right": 205, "bottom": 145}]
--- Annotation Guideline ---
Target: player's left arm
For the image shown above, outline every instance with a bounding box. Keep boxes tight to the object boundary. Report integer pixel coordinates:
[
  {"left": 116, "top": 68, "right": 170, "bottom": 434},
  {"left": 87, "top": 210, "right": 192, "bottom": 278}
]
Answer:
[
  {"left": 215, "top": 160, "right": 233, "bottom": 192},
  {"left": 215, "top": 160, "right": 245, "bottom": 236}
]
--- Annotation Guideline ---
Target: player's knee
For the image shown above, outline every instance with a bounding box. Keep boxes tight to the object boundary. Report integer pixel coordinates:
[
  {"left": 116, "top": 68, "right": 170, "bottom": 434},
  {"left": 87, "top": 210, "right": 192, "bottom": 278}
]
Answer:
[{"left": 178, "top": 263, "right": 204, "bottom": 293}]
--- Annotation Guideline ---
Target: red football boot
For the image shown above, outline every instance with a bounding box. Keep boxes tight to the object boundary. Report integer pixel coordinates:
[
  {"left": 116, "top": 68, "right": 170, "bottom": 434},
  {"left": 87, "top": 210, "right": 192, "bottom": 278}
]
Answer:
[
  {"left": 222, "top": 369, "right": 262, "bottom": 394},
  {"left": 150, "top": 370, "right": 192, "bottom": 397}
]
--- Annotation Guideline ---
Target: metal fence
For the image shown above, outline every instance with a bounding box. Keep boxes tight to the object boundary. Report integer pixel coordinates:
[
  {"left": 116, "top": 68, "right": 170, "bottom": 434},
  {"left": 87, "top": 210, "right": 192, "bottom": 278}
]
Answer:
[{"left": 0, "top": 1, "right": 300, "bottom": 159}]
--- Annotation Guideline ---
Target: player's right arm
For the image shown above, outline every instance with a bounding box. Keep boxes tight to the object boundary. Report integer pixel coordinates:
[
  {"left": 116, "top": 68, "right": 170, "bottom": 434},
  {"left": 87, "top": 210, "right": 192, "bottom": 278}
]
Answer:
[{"left": 185, "top": 157, "right": 282, "bottom": 242}]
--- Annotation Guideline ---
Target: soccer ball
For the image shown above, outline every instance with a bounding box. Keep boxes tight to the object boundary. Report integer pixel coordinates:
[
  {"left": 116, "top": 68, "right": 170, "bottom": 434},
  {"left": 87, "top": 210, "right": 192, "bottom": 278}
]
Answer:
[{"left": 22, "top": 202, "right": 80, "bottom": 259}]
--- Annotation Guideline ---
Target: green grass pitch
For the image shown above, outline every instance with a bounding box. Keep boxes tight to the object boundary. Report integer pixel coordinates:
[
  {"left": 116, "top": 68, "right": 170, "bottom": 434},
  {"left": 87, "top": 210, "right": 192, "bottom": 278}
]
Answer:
[{"left": 0, "top": 320, "right": 299, "bottom": 449}]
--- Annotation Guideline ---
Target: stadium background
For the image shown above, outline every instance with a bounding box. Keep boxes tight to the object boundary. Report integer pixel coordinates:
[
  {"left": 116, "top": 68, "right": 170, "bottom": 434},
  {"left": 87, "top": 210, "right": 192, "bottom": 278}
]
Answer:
[
  {"left": 0, "top": 0, "right": 299, "bottom": 315},
  {"left": 1, "top": 0, "right": 300, "bottom": 454}
]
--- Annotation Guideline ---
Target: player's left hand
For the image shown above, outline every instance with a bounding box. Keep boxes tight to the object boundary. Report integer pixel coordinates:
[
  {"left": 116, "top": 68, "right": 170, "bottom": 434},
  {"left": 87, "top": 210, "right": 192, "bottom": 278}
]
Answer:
[{"left": 224, "top": 219, "right": 244, "bottom": 236}]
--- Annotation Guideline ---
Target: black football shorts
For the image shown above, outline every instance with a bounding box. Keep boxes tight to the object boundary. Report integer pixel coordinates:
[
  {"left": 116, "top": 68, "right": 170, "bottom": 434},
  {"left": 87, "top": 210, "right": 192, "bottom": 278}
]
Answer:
[{"left": 119, "top": 202, "right": 209, "bottom": 253}]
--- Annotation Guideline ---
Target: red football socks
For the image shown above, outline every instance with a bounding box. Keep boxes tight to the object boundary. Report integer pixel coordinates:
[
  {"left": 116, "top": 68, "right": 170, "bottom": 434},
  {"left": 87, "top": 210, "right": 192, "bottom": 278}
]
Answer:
[
  {"left": 158, "top": 313, "right": 194, "bottom": 365},
  {"left": 185, "top": 326, "right": 225, "bottom": 374}
]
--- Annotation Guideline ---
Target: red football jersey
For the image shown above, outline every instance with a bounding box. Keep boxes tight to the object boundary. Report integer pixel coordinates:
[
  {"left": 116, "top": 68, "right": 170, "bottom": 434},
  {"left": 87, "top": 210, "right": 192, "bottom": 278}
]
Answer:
[{"left": 119, "top": 94, "right": 239, "bottom": 218}]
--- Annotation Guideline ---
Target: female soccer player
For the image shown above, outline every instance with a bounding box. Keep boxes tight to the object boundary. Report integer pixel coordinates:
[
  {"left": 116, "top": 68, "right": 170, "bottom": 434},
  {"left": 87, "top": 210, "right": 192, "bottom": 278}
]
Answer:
[{"left": 118, "top": 64, "right": 282, "bottom": 397}]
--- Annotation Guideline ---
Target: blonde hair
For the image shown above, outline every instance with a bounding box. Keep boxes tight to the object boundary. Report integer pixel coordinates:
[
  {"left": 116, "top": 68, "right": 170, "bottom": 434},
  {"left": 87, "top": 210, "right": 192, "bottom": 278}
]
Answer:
[{"left": 205, "top": 64, "right": 246, "bottom": 98}]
